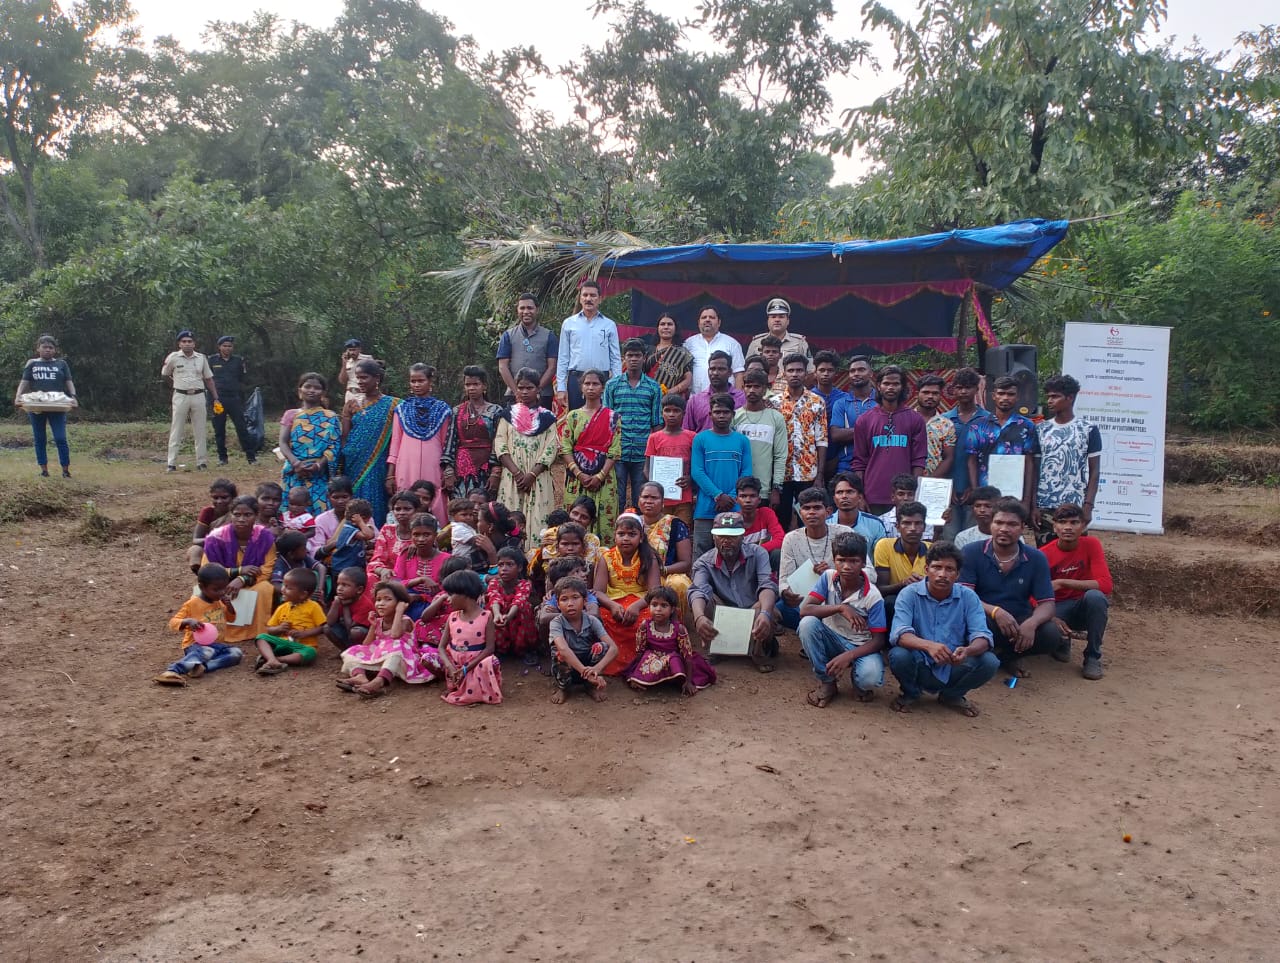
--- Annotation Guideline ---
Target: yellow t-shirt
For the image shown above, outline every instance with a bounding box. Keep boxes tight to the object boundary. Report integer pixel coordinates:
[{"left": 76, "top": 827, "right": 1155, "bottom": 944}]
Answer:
[
  {"left": 267, "top": 599, "right": 327, "bottom": 646},
  {"left": 873, "top": 538, "right": 931, "bottom": 584},
  {"left": 170, "top": 595, "right": 229, "bottom": 650}
]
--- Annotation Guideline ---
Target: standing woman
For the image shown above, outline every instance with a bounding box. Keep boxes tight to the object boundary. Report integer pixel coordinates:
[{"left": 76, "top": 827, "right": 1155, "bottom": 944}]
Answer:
[
  {"left": 493, "top": 367, "right": 559, "bottom": 538},
  {"left": 561, "top": 368, "right": 621, "bottom": 546},
  {"left": 646, "top": 313, "right": 694, "bottom": 397},
  {"left": 441, "top": 365, "right": 504, "bottom": 502},
  {"left": 279, "top": 372, "right": 341, "bottom": 514},
  {"left": 387, "top": 363, "right": 451, "bottom": 521},
  {"left": 13, "top": 335, "right": 77, "bottom": 477},
  {"left": 340, "top": 359, "right": 398, "bottom": 526}
]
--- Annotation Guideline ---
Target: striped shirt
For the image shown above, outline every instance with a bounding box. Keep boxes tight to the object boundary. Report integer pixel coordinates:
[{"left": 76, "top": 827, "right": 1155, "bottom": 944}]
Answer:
[{"left": 604, "top": 372, "right": 663, "bottom": 462}]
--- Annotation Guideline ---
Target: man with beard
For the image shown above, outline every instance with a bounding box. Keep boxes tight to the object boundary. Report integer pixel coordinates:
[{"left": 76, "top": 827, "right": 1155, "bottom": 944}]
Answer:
[
  {"left": 850, "top": 365, "right": 926, "bottom": 514},
  {"left": 829, "top": 355, "right": 877, "bottom": 475}
]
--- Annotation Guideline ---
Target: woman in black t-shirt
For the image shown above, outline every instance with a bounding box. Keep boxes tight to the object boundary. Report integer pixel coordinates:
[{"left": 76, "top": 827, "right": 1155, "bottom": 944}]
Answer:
[{"left": 12, "top": 334, "right": 77, "bottom": 477}]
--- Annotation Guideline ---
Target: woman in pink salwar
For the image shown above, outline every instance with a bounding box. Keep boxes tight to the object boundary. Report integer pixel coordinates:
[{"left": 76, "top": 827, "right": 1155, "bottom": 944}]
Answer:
[
  {"left": 387, "top": 364, "right": 451, "bottom": 521},
  {"left": 438, "top": 569, "right": 502, "bottom": 706}
]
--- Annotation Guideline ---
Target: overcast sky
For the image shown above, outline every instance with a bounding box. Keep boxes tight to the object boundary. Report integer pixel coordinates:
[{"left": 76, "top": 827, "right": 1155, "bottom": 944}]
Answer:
[{"left": 127, "top": 0, "right": 1274, "bottom": 184}]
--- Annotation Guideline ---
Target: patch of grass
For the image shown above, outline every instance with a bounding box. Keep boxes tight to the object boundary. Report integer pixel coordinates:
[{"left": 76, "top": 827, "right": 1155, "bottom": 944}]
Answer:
[
  {"left": 76, "top": 500, "right": 119, "bottom": 544},
  {"left": 0, "top": 419, "right": 175, "bottom": 453},
  {"left": 0, "top": 480, "right": 96, "bottom": 524},
  {"left": 1165, "top": 444, "right": 1280, "bottom": 485},
  {"left": 144, "top": 496, "right": 195, "bottom": 544}
]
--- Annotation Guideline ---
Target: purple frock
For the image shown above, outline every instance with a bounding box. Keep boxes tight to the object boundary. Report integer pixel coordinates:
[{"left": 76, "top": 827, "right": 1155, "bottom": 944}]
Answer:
[{"left": 625, "top": 617, "right": 716, "bottom": 690}]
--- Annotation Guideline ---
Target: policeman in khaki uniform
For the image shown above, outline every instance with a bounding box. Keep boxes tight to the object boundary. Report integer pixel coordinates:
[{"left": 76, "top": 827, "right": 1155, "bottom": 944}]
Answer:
[
  {"left": 746, "top": 298, "right": 813, "bottom": 375},
  {"left": 161, "top": 330, "right": 221, "bottom": 471}
]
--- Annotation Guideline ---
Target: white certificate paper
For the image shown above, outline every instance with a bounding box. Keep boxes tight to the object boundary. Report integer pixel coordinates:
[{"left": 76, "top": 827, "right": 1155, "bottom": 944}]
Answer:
[
  {"left": 916, "top": 477, "right": 953, "bottom": 528},
  {"left": 987, "top": 454, "right": 1025, "bottom": 499},
  {"left": 647, "top": 455, "right": 684, "bottom": 500},
  {"left": 784, "top": 560, "right": 821, "bottom": 598},
  {"left": 192, "top": 586, "right": 258, "bottom": 626},
  {"left": 709, "top": 606, "right": 754, "bottom": 656}
]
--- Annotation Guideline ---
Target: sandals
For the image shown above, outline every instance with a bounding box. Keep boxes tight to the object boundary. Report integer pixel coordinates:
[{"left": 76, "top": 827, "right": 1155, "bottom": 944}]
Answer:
[{"left": 805, "top": 683, "right": 838, "bottom": 708}]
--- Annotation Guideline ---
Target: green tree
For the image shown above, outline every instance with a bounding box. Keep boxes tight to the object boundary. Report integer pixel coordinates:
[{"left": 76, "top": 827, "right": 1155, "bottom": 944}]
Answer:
[
  {"left": 0, "top": 0, "right": 136, "bottom": 268},
  {"left": 790, "top": 0, "right": 1254, "bottom": 237}
]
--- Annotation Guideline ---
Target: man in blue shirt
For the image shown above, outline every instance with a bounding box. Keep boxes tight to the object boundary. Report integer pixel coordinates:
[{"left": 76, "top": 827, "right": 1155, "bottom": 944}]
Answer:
[
  {"left": 943, "top": 367, "right": 989, "bottom": 538},
  {"left": 690, "top": 394, "right": 753, "bottom": 555},
  {"left": 959, "top": 498, "right": 1064, "bottom": 677},
  {"left": 966, "top": 376, "right": 1040, "bottom": 514},
  {"left": 555, "top": 280, "right": 621, "bottom": 410},
  {"left": 828, "top": 355, "right": 877, "bottom": 474},
  {"left": 889, "top": 541, "right": 999, "bottom": 716}
]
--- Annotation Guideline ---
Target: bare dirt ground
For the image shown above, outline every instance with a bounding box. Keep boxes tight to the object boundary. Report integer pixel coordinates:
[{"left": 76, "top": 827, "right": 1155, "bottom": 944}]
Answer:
[{"left": 0, "top": 430, "right": 1277, "bottom": 961}]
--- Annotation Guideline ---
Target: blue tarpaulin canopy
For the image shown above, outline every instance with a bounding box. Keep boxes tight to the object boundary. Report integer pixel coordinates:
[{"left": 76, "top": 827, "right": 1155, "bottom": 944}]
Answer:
[{"left": 595, "top": 219, "right": 1069, "bottom": 354}]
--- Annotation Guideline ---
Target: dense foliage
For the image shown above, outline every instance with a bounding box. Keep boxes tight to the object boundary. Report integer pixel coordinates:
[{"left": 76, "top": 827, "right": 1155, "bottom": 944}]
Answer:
[{"left": 0, "top": 0, "right": 1276, "bottom": 426}]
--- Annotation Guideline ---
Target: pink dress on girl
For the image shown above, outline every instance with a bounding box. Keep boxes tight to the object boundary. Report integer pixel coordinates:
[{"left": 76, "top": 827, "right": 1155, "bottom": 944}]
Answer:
[
  {"left": 442, "top": 608, "right": 502, "bottom": 705},
  {"left": 415, "top": 589, "right": 451, "bottom": 648},
  {"left": 342, "top": 615, "right": 442, "bottom": 684}
]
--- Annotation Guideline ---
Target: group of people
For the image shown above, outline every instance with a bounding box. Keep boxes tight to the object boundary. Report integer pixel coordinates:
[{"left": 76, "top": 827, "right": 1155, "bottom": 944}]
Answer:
[{"left": 142, "top": 285, "right": 1113, "bottom": 717}]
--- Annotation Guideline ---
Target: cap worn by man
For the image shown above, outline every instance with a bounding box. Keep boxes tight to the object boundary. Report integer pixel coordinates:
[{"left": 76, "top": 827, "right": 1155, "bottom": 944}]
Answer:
[
  {"left": 766, "top": 298, "right": 790, "bottom": 316},
  {"left": 711, "top": 512, "right": 746, "bottom": 536},
  {"left": 217, "top": 335, "right": 235, "bottom": 346},
  {"left": 176, "top": 329, "right": 194, "bottom": 341},
  {"left": 344, "top": 338, "right": 362, "bottom": 349}
]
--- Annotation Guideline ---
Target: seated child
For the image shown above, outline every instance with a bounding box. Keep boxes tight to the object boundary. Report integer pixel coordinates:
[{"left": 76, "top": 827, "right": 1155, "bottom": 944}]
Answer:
[
  {"left": 282, "top": 486, "right": 317, "bottom": 538},
  {"left": 549, "top": 576, "right": 618, "bottom": 704},
  {"left": 323, "top": 499, "right": 377, "bottom": 574},
  {"left": 406, "top": 478, "right": 440, "bottom": 524},
  {"left": 338, "top": 579, "right": 442, "bottom": 695},
  {"left": 393, "top": 513, "right": 451, "bottom": 620},
  {"left": 487, "top": 545, "right": 537, "bottom": 663},
  {"left": 155, "top": 563, "right": 242, "bottom": 685},
  {"left": 438, "top": 569, "right": 503, "bottom": 705},
  {"left": 537, "top": 553, "right": 601, "bottom": 640},
  {"left": 324, "top": 566, "right": 373, "bottom": 652},
  {"left": 256, "top": 481, "right": 285, "bottom": 537},
  {"left": 254, "top": 567, "right": 327, "bottom": 675},
  {"left": 271, "top": 531, "right": 326, "bottom": 603},
  {"left": 625, "top": 585, "right": 715, "bottom": 696},
  {"left": 309, "top": 475, "right": 352, "bottom": 557},
  {"left": 186, "top": 478, "right": 237, "bottom": 573},
  {"left": 437, "top": 496, "right": 477, "bottom": 555},
  {"left": 416, "top": 556, "right": 471, "bottom": 648}
]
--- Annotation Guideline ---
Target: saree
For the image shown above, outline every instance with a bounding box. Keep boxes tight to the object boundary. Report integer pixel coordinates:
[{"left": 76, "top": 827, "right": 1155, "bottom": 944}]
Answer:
[
  {"left": 201, "top": 523, "right": 277, "bottom": 644},
  {"left": 442, "top": 401, "right": 503, "bottom": 499},
  {"left": 647, "top": 343, "right": 694, "bottom": 393},
  {"left": 596, "top": 546, "right": 648, "bottom": 676},
  {"left": 645, "top": 514, "right": 693, "bottom": 615},
  {"left": 494, "top": 404, "right": 559, "bottom": 538},
  {"left": 281, "top": 406, "right": 340, "bottom": 514},
  {"left": 561, "top": 406, "right": 621, "bottom": 545},
  {"left": 341, "top": 394, "right": 397, "bottom": 524}
]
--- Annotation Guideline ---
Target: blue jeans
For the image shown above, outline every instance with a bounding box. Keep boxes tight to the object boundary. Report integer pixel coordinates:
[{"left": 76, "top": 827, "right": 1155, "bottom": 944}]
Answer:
[
  {"left": 615, "top": 460, "right": 647, "bottom": 513},
  {"left": 166, "top": 643, "right": 243, "bottom": 676},
  {"left": 798, "top": 616, "right": 885, "bottom": 690},
  {"left": 1054, "top": 590, "right": 1109, "bottom": 661},
  {"left": 888, "top": 645, "right": 999, "bottom": 701},
  {"left": 29, "top": 411, "right": 69, "bottom": 468},
  {"left": 779, "top": 598, "right": 802, "bottom": 631}
]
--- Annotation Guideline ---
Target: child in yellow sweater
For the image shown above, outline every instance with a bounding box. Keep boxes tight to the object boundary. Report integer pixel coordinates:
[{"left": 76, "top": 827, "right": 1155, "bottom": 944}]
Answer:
[
  {"left": 254, "top": 568, "right": 327, "bottom": 675},
  {"left": 155, "top": 563, "right": 242, "bottom": 686}
]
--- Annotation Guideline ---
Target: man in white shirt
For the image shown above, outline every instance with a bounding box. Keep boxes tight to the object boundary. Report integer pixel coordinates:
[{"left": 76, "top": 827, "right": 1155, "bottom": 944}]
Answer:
[
  {"left": 683, "top": 305, "right": 745, "bottom": 394},
  {"left": 160, "top": 330, "right": 221, "bottom": 472},
  {"left": 555, "top": 279, "right": 621, "bottom": 410}
]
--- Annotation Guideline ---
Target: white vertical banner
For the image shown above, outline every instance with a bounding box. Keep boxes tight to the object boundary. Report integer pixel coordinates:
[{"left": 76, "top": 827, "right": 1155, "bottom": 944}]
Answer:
[{"left": 1061, "top": 322, "right": 1170, "bottom": 535}]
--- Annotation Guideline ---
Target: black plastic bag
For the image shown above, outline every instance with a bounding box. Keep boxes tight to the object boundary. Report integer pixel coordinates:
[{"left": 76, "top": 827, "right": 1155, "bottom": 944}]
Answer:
[{"left": 243, "top": 387, "right": 267, "bottom": 455}]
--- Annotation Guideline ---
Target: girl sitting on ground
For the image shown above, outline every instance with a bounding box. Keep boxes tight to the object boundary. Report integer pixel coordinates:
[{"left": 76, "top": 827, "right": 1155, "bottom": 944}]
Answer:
[
  {"left": 187, "top": 478, "right": 237, "bottom": 573},
  {"left": 338, "top": 580, "right": 441, "bottom": 696},
  {"left": 438, "top": 569, "right": 503, "bottom": 705},
  {"left": 487, "top": 545, "right": 537, "bottom": 666},
  {"left": 625, "top": 585, "right": 716, "bottom": 696},
  {"left": 367, "top": 489, "right": 421, "bottom": 587},
  {"left": 394, "top": 513, "right": 451, "bottom": 620}
]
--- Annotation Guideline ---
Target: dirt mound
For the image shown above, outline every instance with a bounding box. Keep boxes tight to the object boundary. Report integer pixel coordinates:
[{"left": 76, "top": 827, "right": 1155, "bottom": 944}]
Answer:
[
  {"left": 1111, "top": 552, "right": 1276, "bottom": 617},
  {"left": 1165, "top": 443, "right": 1280, "bottom": 485}
]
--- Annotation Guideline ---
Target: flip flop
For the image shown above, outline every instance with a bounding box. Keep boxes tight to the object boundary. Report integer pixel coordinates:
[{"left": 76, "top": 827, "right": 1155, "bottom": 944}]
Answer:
[
  {"left": 805, "top": 684, "right": 838, "bottom": 708},
  {"left": 257, "top": 663, "right": 287, "bottom": 676},
  {"left": 938, "top": 695, "right": 981, "bottom": 717}
]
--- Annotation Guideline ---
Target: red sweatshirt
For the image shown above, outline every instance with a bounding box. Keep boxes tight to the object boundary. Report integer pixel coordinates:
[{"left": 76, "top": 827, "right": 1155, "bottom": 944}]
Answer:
[{"left": 1041, "top": 535, "right": 1113, "bottom": 600}]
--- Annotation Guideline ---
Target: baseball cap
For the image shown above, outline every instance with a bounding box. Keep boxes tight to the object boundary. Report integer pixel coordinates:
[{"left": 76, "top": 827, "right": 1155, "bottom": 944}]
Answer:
[
  {"left": 766, "top": 298, "right": 790, "bottom": 316},
  {"left": 343, "top": 338, "right": 362, "bottom": 349},
  {"left": 217, "top": 335, "right": 235, "bottom": 345},
  {"left": 710, "top": 511, "right": 746, "bottom": 536}
]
